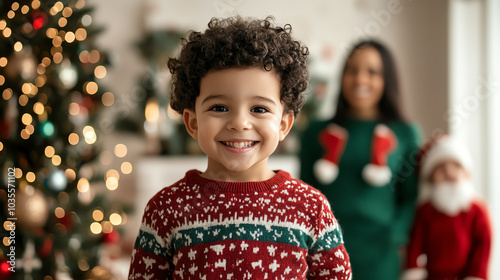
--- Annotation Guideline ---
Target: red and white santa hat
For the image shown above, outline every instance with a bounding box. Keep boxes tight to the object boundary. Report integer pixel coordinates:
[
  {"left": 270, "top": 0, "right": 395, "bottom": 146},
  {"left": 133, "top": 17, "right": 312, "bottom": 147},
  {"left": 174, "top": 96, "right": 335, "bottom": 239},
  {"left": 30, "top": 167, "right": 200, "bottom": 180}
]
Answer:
[{"left": 417, "top": 134, "right": 473, "bottom": 181}]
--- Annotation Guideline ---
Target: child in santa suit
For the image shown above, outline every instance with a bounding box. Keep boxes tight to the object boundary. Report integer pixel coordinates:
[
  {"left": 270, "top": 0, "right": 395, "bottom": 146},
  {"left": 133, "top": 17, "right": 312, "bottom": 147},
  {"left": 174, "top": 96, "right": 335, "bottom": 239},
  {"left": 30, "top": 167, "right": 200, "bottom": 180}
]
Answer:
[{"left": 402, "top": 135, "right": 492, "bottom": 280}]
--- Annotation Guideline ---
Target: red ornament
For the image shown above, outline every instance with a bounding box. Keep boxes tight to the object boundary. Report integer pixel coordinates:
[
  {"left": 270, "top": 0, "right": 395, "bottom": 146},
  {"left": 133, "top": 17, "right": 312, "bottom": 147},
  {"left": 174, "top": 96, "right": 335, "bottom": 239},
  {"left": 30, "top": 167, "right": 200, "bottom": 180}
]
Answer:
[
  {"left": 33, "top": 17, "right": 45, "bottom": 29},
  {"left": 58, "top": 214, "right": 72, "bottom": 230},
  {"left": 0, "top": 119, "right": 11, "bottom": 139},
  {"left": 31, "top": 11, "right": 47, "bottom": 30},
  {"left": 37, "top": 237, "right": 53, "bottom": 257},
  {"left": 0, "top": 259, "right": 13, "bottom": 278},
  {"left": 81, "top": 96, "right": 96, "bottom": 114},
  {"left": 103, "top": 229, "right": 120, "bottom": 244}
]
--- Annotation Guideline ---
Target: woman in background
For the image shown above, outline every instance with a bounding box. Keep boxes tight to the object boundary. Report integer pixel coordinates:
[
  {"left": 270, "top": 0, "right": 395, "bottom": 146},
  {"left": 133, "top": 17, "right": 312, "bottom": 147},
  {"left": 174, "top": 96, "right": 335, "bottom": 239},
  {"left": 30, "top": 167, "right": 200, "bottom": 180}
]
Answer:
[{"left": 300, "top": 40, "right": 421, "bottom": 280}]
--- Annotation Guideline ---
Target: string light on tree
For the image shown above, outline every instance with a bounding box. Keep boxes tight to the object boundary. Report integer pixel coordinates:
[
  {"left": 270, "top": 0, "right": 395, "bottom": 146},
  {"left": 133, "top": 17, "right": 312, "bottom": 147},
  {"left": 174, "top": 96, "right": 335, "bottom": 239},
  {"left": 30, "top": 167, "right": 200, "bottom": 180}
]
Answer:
[
  {"left": 84, "top": 81, "right": 98, "bottom": 95},
  {"left": 121, "top": 162, "right": 133, "bottom": 174},
  {"left": 109, "top": 213, "right": 122, "bottom": 226},
  {"left": 45, "top": 170, "right": 67, "bottom": 192},
  {"left": 58, "top": 59, "right": 78, "bottom": 89},
  {"left": 77, "top": 178, "right": 89, "bottom": 193},
  {"left": 101, "top": 92, "right": 114, "bottom": 106},
  {"left": 40, "top": 121, "right": 55, "bottom": 137},
  {"left": 92, "top": 209, "right": 104, "bottom": 222},
  {"left": 114, "top": 144, "right": 127, "bottom": 158},
  {"left": 90, "top": 222, "right": 102, "bottom": 235},
  {"left": 83, "top": 125, "right": 96, "bottom": 144}
]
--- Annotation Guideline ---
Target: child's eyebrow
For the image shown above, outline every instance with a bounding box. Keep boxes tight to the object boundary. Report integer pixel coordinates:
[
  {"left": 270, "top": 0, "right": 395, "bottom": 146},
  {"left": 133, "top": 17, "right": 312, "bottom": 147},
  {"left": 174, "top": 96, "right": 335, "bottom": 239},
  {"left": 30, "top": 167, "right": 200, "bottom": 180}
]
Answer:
[
  {"left": 201, "top": 95, "right": 225, "bottom": 105},
  {"left": 253, "top": 96, "right": 277, "bottom": 107},
  {"left": 200, "top": 95, "right": 277, "bottom": 107}
]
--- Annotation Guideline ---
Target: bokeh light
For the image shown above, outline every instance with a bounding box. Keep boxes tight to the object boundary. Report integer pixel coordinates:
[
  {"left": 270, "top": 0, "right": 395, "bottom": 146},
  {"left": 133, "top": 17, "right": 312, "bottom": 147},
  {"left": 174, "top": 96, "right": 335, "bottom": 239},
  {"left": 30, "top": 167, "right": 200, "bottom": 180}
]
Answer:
[
  {"left": 45, "top": 146, "right": 55, "bottom": 158},
  {"left": 109, "top": 213, "right": 122, "bottom": 225},
  {"left": 102, "top": 92, "right": 114, "bottom": 106},
  {"left": 121, "top": 162, "right": 133, "bottom": 174},
  {"left": 92, "top": 209, "right": 103, "bottom": 221},
  {"left": 77, "top": 178, "right": 89, "bottom": 192},
  {"left": 68, "top": 133, "right": 79, "bottom": 145},
  {"left": 90, "top": 222, "right": 102, "bottom": 234},
  {"left": 114, "top": 144, "right": 127, "bottom": 158},
  {"left": 55, "top": 207, "right": 65, "bottom": 218}
]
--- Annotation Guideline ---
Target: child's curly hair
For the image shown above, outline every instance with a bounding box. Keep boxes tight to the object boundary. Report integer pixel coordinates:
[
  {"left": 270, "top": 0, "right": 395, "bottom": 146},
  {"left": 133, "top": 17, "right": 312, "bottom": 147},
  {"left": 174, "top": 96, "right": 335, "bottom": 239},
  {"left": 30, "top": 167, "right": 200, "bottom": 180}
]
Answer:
[{"left": 168, "top": 16, "right": 309, "bottom": 117}]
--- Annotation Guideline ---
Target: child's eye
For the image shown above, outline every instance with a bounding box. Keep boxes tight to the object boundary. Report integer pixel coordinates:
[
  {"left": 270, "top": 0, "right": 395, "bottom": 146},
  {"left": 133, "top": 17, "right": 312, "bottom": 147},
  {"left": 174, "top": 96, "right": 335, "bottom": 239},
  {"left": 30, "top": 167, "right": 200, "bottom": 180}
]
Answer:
[
  {"left": 209, "top": 105, "right": 228, "bottom": 112},
  {"left": 251, "top": 106, "right": 269, "bottom": 113}
]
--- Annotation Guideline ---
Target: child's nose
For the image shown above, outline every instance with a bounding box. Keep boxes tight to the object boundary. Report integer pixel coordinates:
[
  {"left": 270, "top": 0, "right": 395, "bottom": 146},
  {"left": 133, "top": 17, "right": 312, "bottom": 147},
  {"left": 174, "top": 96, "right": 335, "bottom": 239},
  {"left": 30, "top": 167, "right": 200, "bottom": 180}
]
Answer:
[
  {"left": 227, "top": 111, "right": 251, "bottom": 131},
  {"left": 444, "top": 165, "right": 459, "bottom": 183}
]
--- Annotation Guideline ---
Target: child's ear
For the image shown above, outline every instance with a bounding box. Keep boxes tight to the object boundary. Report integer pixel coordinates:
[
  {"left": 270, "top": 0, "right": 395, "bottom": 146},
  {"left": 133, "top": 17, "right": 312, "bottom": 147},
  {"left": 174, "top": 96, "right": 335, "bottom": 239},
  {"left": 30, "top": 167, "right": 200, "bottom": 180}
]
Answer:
[
  {"left": 183, "top": 109, "right": 198, "bottom": 140},
  {"left": 279, "top": 111, "right": 294, "bottom": 141}
]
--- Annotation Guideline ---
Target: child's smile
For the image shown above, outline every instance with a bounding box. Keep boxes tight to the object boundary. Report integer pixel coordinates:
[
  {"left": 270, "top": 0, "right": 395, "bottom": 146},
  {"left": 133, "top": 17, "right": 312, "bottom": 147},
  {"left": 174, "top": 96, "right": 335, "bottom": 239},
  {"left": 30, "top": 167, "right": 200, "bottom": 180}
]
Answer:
[
  {"left": 183, "top": 67, "right": 294, "bottom": 182},
  {"left": 220, "top": 140, "right": 259, "bottom": 152}
]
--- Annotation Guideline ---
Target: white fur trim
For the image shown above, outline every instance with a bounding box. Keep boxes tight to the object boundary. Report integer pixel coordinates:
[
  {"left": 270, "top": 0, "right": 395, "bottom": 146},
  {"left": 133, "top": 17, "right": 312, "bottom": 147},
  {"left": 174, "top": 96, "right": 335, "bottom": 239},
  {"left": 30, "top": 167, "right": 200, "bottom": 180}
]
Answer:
[
  {"left": 362, "top": 164, "right": 391, "bottom": 187},
  {"left": 420, "top": 137, "right": 473, "bottom": 180},
  {"left": 374, "top": 123, "right": 391, "bottom": 135},
  {"left": 401, "top": 268, "right": 427, "bottom": 280},
  {"left": 314, "top": 159, "right": 339, "bottom": 184},
  {"left": 463, "top": 277, "right": 485, "bottom": 280}
]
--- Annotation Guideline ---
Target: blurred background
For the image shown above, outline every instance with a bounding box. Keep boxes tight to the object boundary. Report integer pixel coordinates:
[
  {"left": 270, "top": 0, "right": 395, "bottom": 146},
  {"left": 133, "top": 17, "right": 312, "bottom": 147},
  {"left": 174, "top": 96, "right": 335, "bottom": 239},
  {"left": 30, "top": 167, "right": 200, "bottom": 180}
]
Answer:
[{"left": 1, "top": 0, "right": 499, "bottom": 279}]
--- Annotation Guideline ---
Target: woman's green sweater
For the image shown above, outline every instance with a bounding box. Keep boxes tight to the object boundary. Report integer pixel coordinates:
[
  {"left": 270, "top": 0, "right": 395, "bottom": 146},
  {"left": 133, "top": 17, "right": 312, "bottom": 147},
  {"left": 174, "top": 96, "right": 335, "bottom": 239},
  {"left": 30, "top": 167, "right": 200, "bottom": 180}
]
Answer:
[{"left": 300, "top": 118, "right": 421, "bottom": 280}]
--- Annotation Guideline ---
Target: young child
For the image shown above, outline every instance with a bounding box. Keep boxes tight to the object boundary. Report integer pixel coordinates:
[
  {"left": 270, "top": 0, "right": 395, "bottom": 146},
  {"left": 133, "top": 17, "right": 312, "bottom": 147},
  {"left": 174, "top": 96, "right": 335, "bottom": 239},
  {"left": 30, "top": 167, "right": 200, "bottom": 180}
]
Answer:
[
  {"left": 402, "top": 135, "right": 492, "bottom": 280},
  {"left": 128, "top": 16, "right": 352, "bottom": 279}
]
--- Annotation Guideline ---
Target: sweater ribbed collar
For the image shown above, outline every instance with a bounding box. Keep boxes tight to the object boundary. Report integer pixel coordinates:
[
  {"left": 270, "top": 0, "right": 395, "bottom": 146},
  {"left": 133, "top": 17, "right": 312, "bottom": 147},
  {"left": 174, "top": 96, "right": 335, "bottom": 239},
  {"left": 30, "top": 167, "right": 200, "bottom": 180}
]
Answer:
[{"left": 185, "top": 169, "right": 291, "bottom": 193}]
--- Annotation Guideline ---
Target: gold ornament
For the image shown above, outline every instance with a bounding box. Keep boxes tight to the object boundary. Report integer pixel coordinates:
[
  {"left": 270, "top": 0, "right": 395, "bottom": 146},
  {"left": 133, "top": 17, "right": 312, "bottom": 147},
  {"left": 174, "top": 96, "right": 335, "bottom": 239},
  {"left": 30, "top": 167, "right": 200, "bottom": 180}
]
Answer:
[
  {"left": 15, "top": 186, "right": 49, "bottom": 229},
  {"left": 4, "top": 46, "right": 37, "bottom": 81}
]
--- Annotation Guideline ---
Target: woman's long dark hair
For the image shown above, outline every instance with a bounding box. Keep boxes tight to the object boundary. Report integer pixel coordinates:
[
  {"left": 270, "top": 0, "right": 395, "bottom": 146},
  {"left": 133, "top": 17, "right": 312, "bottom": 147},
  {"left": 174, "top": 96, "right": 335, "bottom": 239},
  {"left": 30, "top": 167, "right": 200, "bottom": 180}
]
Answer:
[{"left": 331, "top": 40, "right": 406, "bottom": 125}]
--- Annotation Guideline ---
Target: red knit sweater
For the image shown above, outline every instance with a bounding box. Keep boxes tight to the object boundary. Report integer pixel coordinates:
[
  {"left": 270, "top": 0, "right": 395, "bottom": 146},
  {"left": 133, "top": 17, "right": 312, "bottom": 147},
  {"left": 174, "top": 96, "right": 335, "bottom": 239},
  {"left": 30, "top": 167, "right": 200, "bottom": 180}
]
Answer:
[
  {"left": 128, "top": 170, "right": 352, "bottom": 279},
  {"left": 405, "top": 200, "right": 491, "bottom": 280}
]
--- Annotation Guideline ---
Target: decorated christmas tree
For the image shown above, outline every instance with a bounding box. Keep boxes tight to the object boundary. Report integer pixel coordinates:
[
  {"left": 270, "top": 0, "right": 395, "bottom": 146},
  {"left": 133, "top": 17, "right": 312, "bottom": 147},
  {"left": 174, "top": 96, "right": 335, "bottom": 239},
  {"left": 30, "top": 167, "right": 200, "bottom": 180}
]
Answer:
[{"left": 0, "top": 0, "right": 126, "bottom": 279}]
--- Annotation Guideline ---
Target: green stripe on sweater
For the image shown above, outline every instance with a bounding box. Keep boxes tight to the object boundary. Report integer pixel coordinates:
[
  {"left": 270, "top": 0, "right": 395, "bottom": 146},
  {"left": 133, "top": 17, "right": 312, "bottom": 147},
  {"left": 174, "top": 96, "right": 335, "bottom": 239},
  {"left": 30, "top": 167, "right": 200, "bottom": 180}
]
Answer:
[
  {"left": 138, "top": 223, "right": 343, "bottom": 256},
  {"left": 135, "top": 230, "right": 169, "bottom": 257},
  {"left": 310, "top": 228, "right": 344, "bottom": 253},
  {"left": 171, "top": 223, "right": 342, "bottom": 252}
]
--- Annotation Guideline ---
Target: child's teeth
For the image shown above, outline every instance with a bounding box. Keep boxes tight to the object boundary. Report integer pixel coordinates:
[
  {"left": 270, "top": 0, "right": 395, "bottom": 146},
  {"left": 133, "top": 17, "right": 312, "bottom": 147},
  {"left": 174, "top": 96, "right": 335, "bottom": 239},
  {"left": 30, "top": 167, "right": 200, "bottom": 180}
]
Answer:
[{"left": 224, "top": 141, "right": 253, "bottom": 148}]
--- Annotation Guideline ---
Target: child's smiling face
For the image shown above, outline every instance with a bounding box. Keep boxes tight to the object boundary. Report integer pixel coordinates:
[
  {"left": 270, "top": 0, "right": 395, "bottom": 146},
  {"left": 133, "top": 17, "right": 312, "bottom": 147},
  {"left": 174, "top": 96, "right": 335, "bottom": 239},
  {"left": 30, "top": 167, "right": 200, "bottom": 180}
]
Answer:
[{"left": 183, "top": 67, "right": 294, "bottom": 182}]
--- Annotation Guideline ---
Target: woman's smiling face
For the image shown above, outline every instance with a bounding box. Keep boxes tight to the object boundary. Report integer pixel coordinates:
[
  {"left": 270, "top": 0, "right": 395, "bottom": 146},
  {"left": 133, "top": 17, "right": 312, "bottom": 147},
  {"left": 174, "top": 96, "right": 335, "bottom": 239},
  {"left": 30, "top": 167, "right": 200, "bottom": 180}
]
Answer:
[
  {"left": 183, "top": 67, "right": 294, "bottom": 181},
  {"left": 342, "top": 46, "right": 385, "bottom": 119}
]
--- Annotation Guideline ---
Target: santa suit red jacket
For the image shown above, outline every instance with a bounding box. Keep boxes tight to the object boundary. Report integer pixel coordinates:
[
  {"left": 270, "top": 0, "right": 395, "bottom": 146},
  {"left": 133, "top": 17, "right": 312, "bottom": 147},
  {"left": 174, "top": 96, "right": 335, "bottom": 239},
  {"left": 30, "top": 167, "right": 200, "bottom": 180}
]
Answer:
[{"left": 404, "top": 199, "right": 491, "bottom": 280}]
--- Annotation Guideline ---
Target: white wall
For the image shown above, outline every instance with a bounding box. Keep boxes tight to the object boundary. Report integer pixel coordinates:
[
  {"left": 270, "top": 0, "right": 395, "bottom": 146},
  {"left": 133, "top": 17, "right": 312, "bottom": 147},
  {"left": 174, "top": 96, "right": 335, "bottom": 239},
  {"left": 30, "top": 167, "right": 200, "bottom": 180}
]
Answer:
[
  {"left": 89, "top": 0, "right": 452, "bottom": 138},
  {"left": 144, "top": 0, "right": 450, "bottom": 136},
  {"left": 448, "top": 1, "right": 499, "bottom": 277},
  {"left": 486, "top": 0, "right": 500, "bottom": 277}
]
